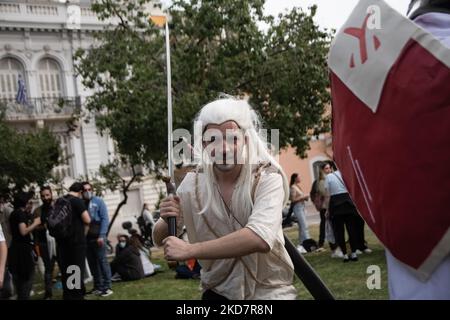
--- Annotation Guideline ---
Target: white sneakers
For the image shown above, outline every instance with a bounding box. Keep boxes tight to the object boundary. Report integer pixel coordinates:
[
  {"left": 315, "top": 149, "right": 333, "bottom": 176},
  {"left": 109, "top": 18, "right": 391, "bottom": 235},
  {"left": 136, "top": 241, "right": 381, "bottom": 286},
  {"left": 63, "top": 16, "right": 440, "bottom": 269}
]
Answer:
[
  {"left": 101, "top": 289, "right": 114, "bottom": 297},
  {"left": 296, "top": 245, "right": 307, "bottom": 254},
  {"left": 331, "top": 248, "right": 344, "bottom": 259},
  {"left": 355, "top": 248, "right": 373, "bottom": 255}
]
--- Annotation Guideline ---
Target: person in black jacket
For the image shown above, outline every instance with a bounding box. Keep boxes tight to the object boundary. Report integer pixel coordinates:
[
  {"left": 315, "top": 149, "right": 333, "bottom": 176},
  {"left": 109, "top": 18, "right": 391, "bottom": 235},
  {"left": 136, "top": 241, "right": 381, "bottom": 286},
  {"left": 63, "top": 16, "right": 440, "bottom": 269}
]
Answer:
[
  {"left": 110, "top": 234, "right": 144, "bottom": 281},
  {"left": 114, "top": 234, "right": 128, "bottom": 257}
]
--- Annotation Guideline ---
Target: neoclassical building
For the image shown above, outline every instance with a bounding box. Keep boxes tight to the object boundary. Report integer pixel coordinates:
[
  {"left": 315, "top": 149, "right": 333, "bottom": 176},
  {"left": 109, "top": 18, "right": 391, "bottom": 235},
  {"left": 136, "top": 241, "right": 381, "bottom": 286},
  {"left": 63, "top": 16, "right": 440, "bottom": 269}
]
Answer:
[{"left": 0, "top": 0, "right": 164, "bottom": 238}]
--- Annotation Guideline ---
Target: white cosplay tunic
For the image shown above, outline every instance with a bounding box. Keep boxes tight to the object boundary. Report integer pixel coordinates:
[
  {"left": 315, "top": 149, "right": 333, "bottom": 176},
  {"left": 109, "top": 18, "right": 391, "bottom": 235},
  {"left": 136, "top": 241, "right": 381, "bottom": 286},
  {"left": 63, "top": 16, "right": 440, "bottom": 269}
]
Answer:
[{"left": 175, "top": 170, "right": 297, "bottom": 300}]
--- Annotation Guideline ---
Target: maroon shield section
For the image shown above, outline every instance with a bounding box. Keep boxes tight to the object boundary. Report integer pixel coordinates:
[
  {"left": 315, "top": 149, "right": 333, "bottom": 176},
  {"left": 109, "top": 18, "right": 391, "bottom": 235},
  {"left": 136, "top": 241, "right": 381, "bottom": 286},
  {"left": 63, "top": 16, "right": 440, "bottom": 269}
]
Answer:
[{"left": 331, "top": 38, "right": 450, "bottom": 274}]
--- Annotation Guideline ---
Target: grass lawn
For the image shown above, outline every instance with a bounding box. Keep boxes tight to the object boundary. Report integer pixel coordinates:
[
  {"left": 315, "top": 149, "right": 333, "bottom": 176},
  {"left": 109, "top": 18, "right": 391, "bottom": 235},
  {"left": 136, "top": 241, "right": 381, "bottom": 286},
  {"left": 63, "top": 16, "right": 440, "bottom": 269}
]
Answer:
[{"left": 32, "top": 224, "right": 388, "bottom": 300}]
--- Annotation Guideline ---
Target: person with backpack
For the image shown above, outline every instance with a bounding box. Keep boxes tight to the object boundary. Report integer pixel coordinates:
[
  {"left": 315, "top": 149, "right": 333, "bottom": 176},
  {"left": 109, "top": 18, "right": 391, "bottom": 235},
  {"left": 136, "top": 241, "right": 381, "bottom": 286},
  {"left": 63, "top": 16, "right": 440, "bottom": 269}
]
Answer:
[
  {"left": 8, "top": 192, "right": 39, "bottom": 300},
  {"left": 49, "top": 182, "right": 90, "bottom": 300},
  {"left": 82, "top": 182, "right": 113, "bottom": 297},
  {"left": 153, "top": 97, "right": 297, "bottom": 300}
]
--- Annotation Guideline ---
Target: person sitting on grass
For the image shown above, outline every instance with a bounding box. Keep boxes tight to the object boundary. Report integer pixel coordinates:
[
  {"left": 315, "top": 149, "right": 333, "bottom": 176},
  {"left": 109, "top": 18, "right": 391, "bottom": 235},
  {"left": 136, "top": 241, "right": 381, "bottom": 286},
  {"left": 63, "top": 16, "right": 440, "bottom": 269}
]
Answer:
[
  {"left": 115, "top": 234, "right": 128, "bottom": 256},
  {"left": 110, "top": 234, "right": 144, "bottom": 282}
]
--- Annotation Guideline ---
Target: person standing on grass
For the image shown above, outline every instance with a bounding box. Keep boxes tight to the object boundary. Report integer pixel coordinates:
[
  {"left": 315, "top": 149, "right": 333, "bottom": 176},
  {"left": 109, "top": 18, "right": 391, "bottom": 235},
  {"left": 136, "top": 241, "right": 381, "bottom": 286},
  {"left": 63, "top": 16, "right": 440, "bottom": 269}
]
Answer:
[
  {"left": 55, "top": 182, "right": 91, "bottom": 300},
  {"left": 325, "top": 170, "right": 360, "bottom": 263},
  {"left": 289, "top": 173, "right": 311, "bottom": 254},
  {"left": 310, "top": 163, "right": 339, "bottom": 255},
  {"left": 82, "top": 182, "right": 113, "bottom": 298},
  {"left": 153, "top": 97, "right": 297, "bottom": 300},
  {"left": 33, "top": 186, "right": 57, "bottom": 299},
  {"left": 8, "top": 192, "right": 40, "bottom": 300}
]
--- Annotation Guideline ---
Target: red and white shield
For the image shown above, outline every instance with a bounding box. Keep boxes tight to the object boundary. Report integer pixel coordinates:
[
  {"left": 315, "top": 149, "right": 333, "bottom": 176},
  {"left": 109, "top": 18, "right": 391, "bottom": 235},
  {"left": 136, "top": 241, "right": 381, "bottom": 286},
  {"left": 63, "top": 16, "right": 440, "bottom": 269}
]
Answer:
[{"left": 328, "top": 0, "right": 450, "bottom": 280}]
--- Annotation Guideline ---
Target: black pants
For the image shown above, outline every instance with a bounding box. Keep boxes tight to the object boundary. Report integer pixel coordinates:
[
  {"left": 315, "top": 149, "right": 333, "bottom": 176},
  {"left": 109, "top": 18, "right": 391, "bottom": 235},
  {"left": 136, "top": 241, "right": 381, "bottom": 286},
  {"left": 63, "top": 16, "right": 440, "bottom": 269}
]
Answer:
[
  {"left": 8, "top": 243, "right": 35, "bottom": 300},
  {"left": 144, "top": 224, "right": 154, "bottom": 246},
  {"left": 57, "top": 242, "right": 86, "bottom": 300},
  {"left": 331, "top": 213, "right": 360, "bottom": 255},
  {"left": 318, "top": 209, "right": 337, "bottom": 250},
  {"left": 36, "top": 242, "right": 56, "bottom": 298},
  {"left": 354, "top": 214, "right": 368, "bottom": 250},
  {"left": 318, "top": 209, "right": 326, "bottom": 247},
  {"left": 11, "top": 270, "right": 34, "bottom": 300}
]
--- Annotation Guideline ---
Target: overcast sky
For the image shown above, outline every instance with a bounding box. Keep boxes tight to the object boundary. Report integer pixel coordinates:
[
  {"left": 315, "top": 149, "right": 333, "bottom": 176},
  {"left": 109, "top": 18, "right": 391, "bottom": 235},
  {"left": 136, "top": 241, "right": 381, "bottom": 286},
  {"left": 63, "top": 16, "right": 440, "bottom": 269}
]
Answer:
[
  {"left": 263, "top": 0, "right": 411, "bottom": 31},
  {"left": 161, "top": 0, "right": 411, "bottom": 32}
]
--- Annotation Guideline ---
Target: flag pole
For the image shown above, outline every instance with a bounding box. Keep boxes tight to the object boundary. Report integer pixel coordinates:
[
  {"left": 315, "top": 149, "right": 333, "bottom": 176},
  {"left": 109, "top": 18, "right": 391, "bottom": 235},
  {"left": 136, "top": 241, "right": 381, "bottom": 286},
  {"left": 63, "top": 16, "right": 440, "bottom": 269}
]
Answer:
[
  {"left": 165, "top": 19, "right": 173, "bottom": 182},
  {"left": 163, "top": 18, "right": 178, "bottom": 263}
]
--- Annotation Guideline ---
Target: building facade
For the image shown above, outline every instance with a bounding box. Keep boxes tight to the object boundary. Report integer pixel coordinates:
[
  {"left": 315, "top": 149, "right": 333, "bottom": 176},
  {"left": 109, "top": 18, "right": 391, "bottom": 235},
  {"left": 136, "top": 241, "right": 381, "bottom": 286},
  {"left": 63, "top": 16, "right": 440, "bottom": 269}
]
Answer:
[{"left": 279, "top": 133, "right": 333, "bottom": 196}]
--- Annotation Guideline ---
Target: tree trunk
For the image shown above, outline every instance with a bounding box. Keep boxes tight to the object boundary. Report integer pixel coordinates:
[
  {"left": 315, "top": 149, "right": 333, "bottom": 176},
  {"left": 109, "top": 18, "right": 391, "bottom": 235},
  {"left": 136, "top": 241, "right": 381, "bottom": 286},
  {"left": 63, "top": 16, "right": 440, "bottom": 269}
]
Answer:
[{"left": 106, "top": 173, "right": 138, "bottom": 237}]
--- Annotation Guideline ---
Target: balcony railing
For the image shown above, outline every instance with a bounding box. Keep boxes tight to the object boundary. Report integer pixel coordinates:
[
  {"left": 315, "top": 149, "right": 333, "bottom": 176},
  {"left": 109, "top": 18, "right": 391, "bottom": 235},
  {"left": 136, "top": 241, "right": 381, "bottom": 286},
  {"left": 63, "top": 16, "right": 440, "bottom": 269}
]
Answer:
[
  {"left": 0, "top": 97, "right": 80, "bottom": 121},
  {"left": 0, "top": 0, "right": 113, "bottom": 29}
]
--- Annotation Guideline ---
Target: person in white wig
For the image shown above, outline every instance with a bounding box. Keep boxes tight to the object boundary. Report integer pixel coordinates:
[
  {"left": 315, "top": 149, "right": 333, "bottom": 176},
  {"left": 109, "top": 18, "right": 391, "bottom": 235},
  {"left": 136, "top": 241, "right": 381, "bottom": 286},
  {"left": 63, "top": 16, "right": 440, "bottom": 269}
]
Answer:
[{"left": 153, "top": 97, "right": 297, "bottom": 300}]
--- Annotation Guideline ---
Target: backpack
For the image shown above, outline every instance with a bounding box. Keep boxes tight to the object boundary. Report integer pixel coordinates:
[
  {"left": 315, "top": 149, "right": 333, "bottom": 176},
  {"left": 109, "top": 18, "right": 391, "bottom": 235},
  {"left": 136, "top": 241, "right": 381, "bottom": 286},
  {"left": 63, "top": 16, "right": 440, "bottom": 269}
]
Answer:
[{"left": 47, "top": 196, "right": 73, "bottom": 239}]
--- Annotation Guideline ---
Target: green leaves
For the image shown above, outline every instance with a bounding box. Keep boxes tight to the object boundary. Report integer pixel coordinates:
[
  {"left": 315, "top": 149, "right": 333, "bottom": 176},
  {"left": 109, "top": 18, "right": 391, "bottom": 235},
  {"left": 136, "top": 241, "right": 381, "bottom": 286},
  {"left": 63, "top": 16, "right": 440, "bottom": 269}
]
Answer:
[
  {"left": 0, "top": 112, "right": 61, "bottom": 198},
  {"left": 76, "top": 0, "right": 332, "bottom": 172}
]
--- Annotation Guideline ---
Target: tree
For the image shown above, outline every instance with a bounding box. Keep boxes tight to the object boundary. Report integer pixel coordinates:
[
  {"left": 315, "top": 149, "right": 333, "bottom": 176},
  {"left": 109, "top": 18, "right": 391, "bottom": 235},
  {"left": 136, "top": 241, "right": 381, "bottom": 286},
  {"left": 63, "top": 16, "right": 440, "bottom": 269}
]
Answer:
[
  {"left": 0, "top": 109, "right": 61, "bottom": 199},
  {"left": 75, "top": 0, "right": 332, "bottom": 169}
]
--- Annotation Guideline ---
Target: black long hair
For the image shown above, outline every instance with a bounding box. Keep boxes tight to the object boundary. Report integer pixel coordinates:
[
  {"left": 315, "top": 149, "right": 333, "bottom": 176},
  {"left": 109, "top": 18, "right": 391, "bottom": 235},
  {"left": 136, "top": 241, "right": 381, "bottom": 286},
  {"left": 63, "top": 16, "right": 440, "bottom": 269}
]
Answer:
[
  {"left": 13, "top": 191, "right": 33, "bottom": 209},
  {"left": 290, "top": 173, "right": 298, "bottom": 186}
]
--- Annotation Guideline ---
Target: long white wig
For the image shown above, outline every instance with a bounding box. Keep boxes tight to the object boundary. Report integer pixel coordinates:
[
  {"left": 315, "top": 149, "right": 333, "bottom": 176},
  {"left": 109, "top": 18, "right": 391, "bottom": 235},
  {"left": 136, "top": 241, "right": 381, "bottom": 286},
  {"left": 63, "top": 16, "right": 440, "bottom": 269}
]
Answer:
[{"left": 193, "top": 96, "right": 289, "bottom": 217}]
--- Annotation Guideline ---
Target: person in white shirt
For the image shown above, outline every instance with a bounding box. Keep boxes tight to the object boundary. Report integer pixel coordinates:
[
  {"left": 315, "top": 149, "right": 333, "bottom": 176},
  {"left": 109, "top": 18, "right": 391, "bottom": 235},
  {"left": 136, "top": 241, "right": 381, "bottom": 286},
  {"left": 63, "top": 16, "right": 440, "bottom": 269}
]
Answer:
[
  {"left": 325, "top": 169, "right": 362, "bottom": 262},
  {"left": 153, "top": 97, "right": 297, "bottom": 300}
]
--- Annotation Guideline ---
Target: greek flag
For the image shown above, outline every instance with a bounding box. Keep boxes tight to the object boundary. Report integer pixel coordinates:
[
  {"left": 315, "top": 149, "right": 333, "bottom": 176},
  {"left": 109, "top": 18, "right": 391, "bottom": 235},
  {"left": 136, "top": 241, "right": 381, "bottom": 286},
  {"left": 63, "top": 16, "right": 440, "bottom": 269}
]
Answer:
[{"left": 15, "top": 75, "right": 27, "bottom": 105}]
